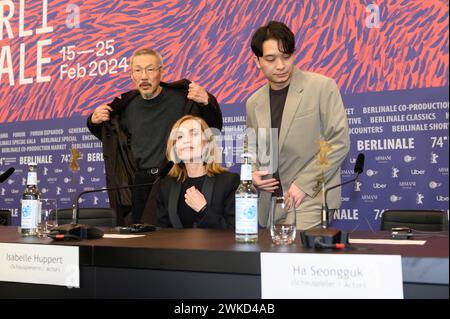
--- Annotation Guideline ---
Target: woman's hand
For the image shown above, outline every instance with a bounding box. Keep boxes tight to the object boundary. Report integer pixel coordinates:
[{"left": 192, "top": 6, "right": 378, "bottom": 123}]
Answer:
[{"left": 184, "top": 186, "right": 207, "bottom": 212}]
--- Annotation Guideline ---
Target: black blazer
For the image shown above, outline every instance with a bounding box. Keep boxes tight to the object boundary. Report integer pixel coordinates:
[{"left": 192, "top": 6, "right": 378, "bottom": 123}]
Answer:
[{"left": 157, "top": 171, "right": 240, "bottom": 229}]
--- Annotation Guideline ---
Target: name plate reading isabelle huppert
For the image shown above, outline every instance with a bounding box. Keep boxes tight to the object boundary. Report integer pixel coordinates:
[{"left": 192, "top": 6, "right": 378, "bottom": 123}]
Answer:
[
  {"left": 0, "top": 243, "right": 79, "bottom": 287},
  {"left": 261, "top": 253, "right": 403, "bottom": 299}
]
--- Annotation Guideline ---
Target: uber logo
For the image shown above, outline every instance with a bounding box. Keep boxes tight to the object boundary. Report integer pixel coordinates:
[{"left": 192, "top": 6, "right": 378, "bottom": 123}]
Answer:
[
  {"left": 373, "top": 183, "right": 387, "bottom": 189},
  {"left": 436, "top": 195, "right": 449, "bottom": 202},
  {"left": 411, "top": 169, "right": 425, "bottom": 175}
]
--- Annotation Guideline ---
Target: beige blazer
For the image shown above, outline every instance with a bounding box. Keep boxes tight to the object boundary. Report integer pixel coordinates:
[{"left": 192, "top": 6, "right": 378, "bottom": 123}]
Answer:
[{"left": 246, "top": 67, "right": 350, "bottom": 228}]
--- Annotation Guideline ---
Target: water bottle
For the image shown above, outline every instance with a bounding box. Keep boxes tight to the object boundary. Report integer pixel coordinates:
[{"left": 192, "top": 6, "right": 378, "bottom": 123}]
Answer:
[
  {"left": 235, "top": 153, "right": 258, "bottom": 243},
  {"left": 20, "top": 163, "right": 41, "bottom": 236}
]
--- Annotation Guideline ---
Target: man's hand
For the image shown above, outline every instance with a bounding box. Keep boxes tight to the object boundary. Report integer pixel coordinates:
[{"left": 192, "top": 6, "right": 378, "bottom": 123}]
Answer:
[
  {"left": 284, "top": 183, "right": 305, "bottom": 209},
  {"left": 184, "top": 186, "right": 207, "bottom": 212},
  {"left": 252, "top": 171, "right": 279, "bottom": 192},
  {"left": 187, "top": 82, "right": 209, "bottom": 105},
  {"left": 91, "top": 104, "right": 112, "bottom": 124}
]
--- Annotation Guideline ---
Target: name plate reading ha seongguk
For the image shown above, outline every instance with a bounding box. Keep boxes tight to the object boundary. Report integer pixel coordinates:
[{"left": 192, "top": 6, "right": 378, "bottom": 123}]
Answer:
[
  {"left": 0, "top": 243, "right": 79, "bottom": 287},
  {"left": 261, "top": 253, "right": 403, "bottom": 299}
]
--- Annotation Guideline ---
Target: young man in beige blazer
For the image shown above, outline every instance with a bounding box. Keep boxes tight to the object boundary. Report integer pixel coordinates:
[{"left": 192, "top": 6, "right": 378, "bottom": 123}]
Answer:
[{"left": 246, "top": 21, "right": 350, "bottom": 230}]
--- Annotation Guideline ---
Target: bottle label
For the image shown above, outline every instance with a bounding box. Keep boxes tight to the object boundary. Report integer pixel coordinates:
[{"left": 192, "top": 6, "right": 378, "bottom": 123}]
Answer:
[
  {"left": 27, "top": 172, "right": 37, "bottom": 186},
  {"left": 235, "top": 197, "right": 258, "bottom": 234},
  {"left": 240, "top": 164, "right": 252, "bottom": 181},
  {"left": 21, "top": 199, "right": 41, "bottom": 229}
]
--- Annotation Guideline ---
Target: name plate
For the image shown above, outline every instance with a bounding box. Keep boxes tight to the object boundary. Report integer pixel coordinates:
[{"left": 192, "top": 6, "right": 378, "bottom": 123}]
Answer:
[
  {"left": 0, "top": 243, "right": 79, "bottom": 288},
  {"left": 261, "top": 253, "right": 403, "bottom": 299}
]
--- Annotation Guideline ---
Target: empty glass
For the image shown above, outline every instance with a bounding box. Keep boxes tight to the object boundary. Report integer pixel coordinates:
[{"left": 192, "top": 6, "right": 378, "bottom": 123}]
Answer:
[
  {"left": 269, "top": 196, "right": 297, "bottom": 245},
  {"left": 37, "top": 198, "right": 58, "bottom": 238}
]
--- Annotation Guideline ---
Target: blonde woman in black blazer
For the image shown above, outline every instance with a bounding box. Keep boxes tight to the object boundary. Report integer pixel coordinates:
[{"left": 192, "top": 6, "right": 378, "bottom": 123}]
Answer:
[{"left": 157, "top": 115, "right": 240, "bottom": 229}]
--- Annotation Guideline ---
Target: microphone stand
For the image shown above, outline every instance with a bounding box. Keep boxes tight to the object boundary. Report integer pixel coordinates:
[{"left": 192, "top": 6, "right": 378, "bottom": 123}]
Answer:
[
  {"left": 71, "top": 181, "right": 165, "bottom": 224},
  {"left": 321, "top": 173, "right": 361, "bottom": 228},
  {"left": 301, "top": 172, "right": 361, "bottom": 249}
]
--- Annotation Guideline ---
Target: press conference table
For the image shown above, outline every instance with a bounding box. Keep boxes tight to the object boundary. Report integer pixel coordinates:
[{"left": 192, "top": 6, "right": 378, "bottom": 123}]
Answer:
[{"left": 0, "top": 226, "right": 448, "bottom": 299}]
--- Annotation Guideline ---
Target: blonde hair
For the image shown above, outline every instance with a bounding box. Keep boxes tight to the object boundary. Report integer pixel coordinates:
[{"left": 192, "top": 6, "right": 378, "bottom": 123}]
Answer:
[
  {"left": 130, "top": 48, "right": 164, "bottom": 67},
  {"left": 166, "top": 115, "right": 226, "bottom": 182}
]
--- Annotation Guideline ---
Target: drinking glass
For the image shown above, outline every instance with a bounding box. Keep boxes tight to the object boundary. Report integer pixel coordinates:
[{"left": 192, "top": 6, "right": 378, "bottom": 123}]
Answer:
[
  {"left": 37, "top": 198, "right": 58, "bottom": 238},
  {"left": 269, "top": 196, "right": 296, "bottom": 245}
]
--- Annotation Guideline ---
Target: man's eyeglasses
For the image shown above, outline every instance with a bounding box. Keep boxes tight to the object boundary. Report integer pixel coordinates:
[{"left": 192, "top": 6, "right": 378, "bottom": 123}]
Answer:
[{"left": 132, "top": 66, "right": 162, "bottom": 76}]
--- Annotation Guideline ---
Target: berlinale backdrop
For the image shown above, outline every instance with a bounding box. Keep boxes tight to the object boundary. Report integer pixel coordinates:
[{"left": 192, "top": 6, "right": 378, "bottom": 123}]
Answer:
[{"left": 0, "top": 1, "right": 448, "bottom": 229}]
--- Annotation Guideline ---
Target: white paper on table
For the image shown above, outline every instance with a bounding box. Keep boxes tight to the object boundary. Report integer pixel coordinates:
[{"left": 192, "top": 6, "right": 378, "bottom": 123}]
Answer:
[
  {"left": 349, "top": 238, "right": 426, "bottom": 245},
  {"left": 103, "top": 234, "right": 146, "bottom": 239}
]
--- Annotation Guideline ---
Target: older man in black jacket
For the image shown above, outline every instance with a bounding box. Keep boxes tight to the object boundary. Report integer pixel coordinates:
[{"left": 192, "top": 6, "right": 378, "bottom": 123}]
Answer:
[{"left": 87, "top": 48, "right": 222, "bottom": 226}]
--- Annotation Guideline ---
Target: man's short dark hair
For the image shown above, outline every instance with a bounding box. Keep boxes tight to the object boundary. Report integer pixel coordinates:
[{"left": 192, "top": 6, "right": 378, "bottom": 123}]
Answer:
[{"left": 251, "top": 21, "right": 295, "bottom": 57}]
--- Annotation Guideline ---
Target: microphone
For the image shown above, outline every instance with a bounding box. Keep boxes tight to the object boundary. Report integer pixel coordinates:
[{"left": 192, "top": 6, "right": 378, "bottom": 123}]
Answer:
[
  {"left": 0, "top": 167, "right": 15, "bottom": 183},
  {"left": 49, "top": 161, "right": 174, "bottom": 240},
  {"left": 321, "top": 153, "right": 364, "bottom": 228},
  {"left": 353, "top": 153, "right": 365, "bottom": 174},
  {"left": 300, "top": 153, "right": 365, "bottom": 249}
]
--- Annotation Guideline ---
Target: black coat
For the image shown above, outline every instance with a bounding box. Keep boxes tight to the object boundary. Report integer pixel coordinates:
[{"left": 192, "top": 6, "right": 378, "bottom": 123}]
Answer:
[
  {"left": 87, "top": 79, "right": 222, "bottom": 226},
  {"left": 157, "top": 172, "right": 240, "bottom": 229}
]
